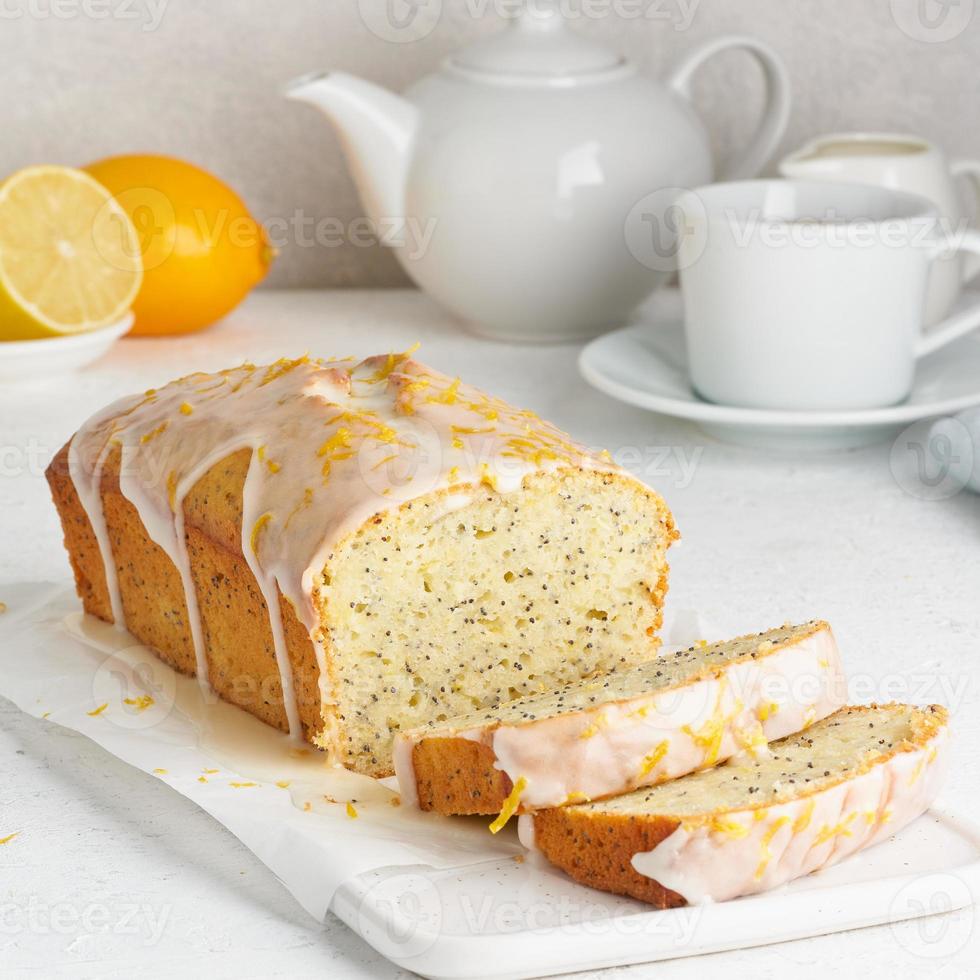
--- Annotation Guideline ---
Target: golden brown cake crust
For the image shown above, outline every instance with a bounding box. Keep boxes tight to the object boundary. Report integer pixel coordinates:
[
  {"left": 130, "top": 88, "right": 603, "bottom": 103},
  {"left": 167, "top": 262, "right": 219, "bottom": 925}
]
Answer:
[
  {"left": 47, "top": 439, "right": 324, "bottom": 742},
  {"left": 412, "top": 737, "right": 513, "bottom": 814},
  {"left": 531, "top": 807, "right": 685, "bottom": 908},
  {"left": 46, "top": 443, "right": 113, "bottom": 623}
]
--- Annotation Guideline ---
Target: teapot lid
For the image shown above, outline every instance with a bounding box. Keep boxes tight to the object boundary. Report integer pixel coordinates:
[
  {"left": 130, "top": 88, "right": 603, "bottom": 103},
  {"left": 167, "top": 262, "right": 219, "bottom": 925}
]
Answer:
[{"left": 447, "top": 7, "right": 626, "bottom": 81}]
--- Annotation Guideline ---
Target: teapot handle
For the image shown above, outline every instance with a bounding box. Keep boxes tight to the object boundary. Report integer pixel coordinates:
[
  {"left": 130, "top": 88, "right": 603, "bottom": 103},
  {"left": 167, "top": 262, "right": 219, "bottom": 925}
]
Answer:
[{"left": 668, "top": 35, "right": 791, "bottom": 180}]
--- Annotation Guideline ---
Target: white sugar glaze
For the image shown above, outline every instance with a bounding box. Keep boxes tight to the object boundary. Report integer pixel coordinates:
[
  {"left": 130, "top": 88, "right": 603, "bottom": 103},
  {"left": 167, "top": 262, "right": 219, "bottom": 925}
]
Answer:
[
  {"left": 67, "top": 352, "right": 621, "bottom": 741},
  {"left": 626, "top": 717, "right": 950, "bottom": 904},
  {"left": 394, "top": 625, "right": 846, "bottom": 811}
]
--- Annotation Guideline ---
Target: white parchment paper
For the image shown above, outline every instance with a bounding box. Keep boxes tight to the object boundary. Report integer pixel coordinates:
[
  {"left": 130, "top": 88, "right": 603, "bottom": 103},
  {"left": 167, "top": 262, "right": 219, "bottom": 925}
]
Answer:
[{"left": 0, "top": 581, "right": 526, "bottom": 921}]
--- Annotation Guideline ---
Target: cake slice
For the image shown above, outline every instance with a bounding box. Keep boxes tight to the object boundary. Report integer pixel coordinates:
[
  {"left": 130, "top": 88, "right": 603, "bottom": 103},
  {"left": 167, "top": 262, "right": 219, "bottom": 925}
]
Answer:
[
  {"left": 519, "top": 703, "right": 949, "bottom": 907},
  {"left": 47, "top": 352, "right": 676, "bottom": 776},
  {"left": 394, "top": 620, "right": 846, "bottom": 814}
]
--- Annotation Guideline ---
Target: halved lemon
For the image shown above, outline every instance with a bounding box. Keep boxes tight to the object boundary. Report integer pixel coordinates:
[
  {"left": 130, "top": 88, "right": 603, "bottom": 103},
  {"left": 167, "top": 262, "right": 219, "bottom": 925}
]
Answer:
[{"left": 0, "top": 165, "right": 143, "bottom": 340}]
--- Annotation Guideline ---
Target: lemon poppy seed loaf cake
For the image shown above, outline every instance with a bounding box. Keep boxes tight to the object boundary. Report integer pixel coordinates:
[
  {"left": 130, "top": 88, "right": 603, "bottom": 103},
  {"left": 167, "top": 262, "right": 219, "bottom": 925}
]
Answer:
[{"left": 47, "top": 352, "right": 677, "bottom": 775}]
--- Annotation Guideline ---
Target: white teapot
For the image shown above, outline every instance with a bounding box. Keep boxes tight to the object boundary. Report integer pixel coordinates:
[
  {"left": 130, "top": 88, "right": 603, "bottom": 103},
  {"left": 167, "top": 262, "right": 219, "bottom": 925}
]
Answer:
[{"left": 287, "top": 7, "right": 790, "bottom": 342}]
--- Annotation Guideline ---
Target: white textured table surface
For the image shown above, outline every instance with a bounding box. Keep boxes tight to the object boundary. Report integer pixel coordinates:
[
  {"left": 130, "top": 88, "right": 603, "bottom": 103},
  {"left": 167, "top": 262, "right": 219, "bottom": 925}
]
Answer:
[{"left": 1, "top": 289, "right": 978, "bottom": 979}]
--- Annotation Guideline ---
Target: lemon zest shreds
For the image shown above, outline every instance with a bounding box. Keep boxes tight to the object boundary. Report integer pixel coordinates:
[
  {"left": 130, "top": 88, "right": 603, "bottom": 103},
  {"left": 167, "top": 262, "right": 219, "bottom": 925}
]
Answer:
[
  {"left": 317, "top": 427, "right": 354, "bottom": 480},
  {"left": 489, "top": 776, "right": 527, "bottom": 834},
  {"left": 754, "top": 815, "right": 791, "bottom": 879},
  {"left": 230, "top": 782, "right": 257, "bottom": 788},
  {"left": 284, "top": 487, "right": 314, "bottom": 530},
  {"left": 638, "top": 740, "right": 670, "bottom": 778},
  {"left": 709, "top": 816, "right": 750, "bottom": 839},
  {"left": 260, "top": 355, "right": 310, "bottom": 387},
  {"left": 907, "top": 756, "right": 926, "bottom": 786},
  {"left": 0, "top": 832, "right": 19, "bottom": 845},
  {"left": 364, "top": 344, "right": 420, "bottom": 383},
  {"left": 681, "top": 679, "right": 730, "bottom": 767},
  {"left": 346, "top": 802, "right": 359, "bottom": 819},
  {"left": 250, "top": 512, "right": 273, "bottom": 554},
  {"left": 579, "top": 712, "right": 609, "bottom": 740},
  {"left": 140, "top": 421, "right": 169, "bottom": 444},
  {"left": 814, "top": 811, "right": 857, "bottom": 846},
  {"left": 87, "top": 703, "right": 108, "bottom": 717},
  {"left": 123, "top": 694, "right": 154, "bottom": 712},
  {"left": 253, "top": 444, "right": 281, "bottom": 472},
  {"left": 757, "top": 701, "right": 780, "bottom": 722},
  {"left": 428, "top": 378, "right": 461, "bottom": 405},
  {"left": 478, "top": 463, "right": 498, "bottom": 491},
  {"left": 792, "top": 799, "right": 816, "bottom": 833}
]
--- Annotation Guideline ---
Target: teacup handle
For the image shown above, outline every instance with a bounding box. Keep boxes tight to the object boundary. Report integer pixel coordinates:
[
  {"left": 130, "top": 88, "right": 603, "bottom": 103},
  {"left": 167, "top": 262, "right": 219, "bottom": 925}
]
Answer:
[
  {"left": 668, "top": 35, "right": 791, "bottom": 181},
  {"left": 950, "top": 158, "right": 980, "bottom": 282},
  {"left": 916, "top": 229, "right": 980, "bottom": 358}
]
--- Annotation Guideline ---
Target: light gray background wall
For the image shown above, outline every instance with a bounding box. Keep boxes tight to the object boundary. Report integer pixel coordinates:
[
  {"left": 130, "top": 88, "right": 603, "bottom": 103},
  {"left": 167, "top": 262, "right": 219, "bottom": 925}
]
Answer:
[{"left": 3, "top": 0, "right": 979, "bottom": 287}]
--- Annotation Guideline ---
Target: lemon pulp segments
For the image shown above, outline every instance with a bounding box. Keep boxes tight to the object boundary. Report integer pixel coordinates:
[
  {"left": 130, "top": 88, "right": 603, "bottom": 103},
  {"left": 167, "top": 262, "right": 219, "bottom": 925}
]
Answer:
[{"left": 0, "top": 165, "right": 143, "bottom": 339}]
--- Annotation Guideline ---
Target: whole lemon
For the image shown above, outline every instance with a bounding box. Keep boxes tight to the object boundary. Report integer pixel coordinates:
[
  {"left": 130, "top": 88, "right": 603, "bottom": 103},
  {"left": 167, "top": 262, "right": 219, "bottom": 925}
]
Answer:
[{"left": 85, "top": 155, "right": 274, "bottom": 336}]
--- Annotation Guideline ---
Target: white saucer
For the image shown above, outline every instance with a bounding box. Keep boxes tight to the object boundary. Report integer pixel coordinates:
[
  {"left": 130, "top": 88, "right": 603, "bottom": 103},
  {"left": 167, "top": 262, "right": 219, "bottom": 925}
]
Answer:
[
  {"left": 579, "top": 313, "right": 980, "bottom": 451},
  {"left": 0, "top": 314, "right": 133, "bottom": 383}
]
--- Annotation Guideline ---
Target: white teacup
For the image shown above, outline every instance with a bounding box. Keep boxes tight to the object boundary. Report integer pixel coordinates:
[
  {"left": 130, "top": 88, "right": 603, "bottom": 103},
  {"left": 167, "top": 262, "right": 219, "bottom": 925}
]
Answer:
[{"left": 675, "top": 179, "right": 980, "bottom": 412}]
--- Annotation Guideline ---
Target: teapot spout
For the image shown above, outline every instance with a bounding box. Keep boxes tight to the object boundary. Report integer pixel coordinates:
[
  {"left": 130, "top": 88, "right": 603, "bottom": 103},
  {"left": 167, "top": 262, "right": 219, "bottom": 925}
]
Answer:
[{"left": 284, "top": 71, "right": 417, "bottom": 223}]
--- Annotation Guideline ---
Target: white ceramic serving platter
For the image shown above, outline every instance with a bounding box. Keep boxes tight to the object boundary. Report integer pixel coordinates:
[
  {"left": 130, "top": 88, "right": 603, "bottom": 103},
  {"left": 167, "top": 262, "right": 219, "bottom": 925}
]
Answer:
[
  {"left": 579, "top": 294, "right": 980, "bottom": 451},
  {"left": 332, "top": 805, "right": 980, "bottom": 979},
  {"left": 0, "top": 314, "right": 132, "bottom": 382}
]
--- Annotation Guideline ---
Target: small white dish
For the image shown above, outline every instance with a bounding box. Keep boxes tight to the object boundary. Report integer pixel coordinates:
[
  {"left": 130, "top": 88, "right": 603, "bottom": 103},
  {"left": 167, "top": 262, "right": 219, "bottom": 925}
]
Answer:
[
  {"left": 579, "top": 304, "right": 980, "bottom": 450},
  {"left": 0, "top": 314, "right": 132, "bottom": 383}
]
